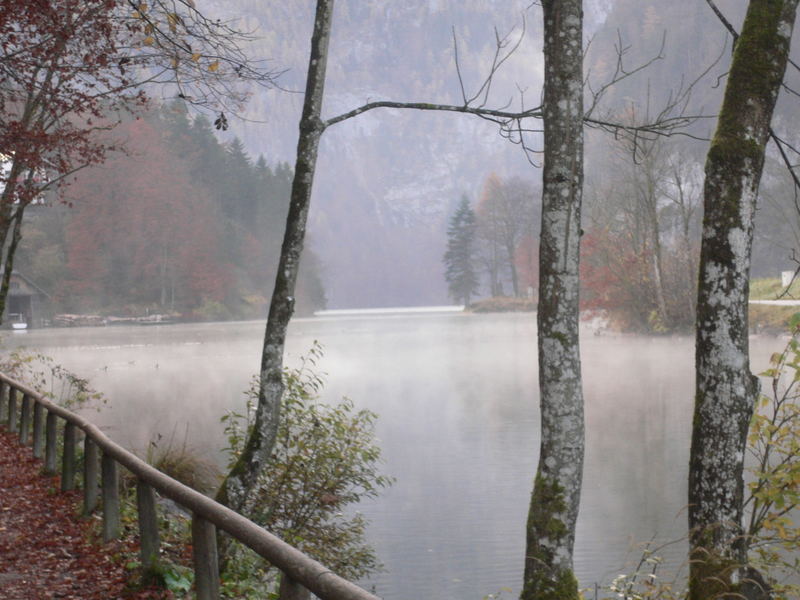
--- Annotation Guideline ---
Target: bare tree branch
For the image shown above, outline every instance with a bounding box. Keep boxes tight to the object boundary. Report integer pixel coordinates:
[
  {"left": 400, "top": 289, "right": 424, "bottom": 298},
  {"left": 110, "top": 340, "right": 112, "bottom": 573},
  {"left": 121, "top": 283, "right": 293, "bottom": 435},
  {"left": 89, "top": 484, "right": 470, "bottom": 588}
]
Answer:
[
  {"left": 326, "top": 22, "right": 711, "bottom": 169},
  {"left": 323, "top": 101, "right": 542, "bottom": 129},
  {"left": 705, "top": 0, "right": 740, "bottom": 43},
  {"left": 584, "top": 30, "right": 667, "bottom": 120},
  {"left": 121, "top": 0, "right": 286, "bottom": 117}
]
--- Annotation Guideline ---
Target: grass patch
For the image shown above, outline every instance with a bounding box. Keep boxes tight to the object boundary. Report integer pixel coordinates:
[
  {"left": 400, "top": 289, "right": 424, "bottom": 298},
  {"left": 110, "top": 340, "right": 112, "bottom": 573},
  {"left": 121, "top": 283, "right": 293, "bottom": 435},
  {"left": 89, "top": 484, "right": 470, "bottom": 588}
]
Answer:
[
  {"left": 145, "top": 427, "right": 222, "bottom": 495},
  {"left": 749, "top": 278, "right": 800, "bottom": 333},
  {"left": 750, "top": 277, "right": 800, "bottom": 300},
  {"left": 749, "top": 304, "right": 800, "bottom": 333},
  {"left": 469, "top": 296, "right": 536, "bottom": 313}
]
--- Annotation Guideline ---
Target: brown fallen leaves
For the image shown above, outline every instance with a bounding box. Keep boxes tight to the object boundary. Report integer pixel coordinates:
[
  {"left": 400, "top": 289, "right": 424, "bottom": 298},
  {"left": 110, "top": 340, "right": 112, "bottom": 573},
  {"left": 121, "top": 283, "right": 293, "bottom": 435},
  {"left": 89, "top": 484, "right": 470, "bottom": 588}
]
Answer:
[{"left": 0, "top": 428, "right": 171, "bottom": 600}]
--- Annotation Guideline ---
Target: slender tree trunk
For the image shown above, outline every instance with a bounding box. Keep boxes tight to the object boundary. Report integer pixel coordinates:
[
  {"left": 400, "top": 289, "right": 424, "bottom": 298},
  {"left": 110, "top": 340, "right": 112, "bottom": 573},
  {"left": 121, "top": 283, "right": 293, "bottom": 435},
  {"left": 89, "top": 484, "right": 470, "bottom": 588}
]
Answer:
[
  {"left": 492, "top": 242, "right": 502, "bottom": 296},
  {"left": 674, "top": 167, "right": 697, "bottom": 321},
  {"left": 0, "top": 162, "right": 25, "bottom": 325},
  {"left": 690, "top": 2, "right": 797, "bottom": 598},
  {"left": 0, "top": 209, "right": 24, "bottom": 326},
  {"left": 645, "top": 175, "right": 669, "bottom": 330},
  {"left": 160, "top": 244, "right": 168, "bottom": 308},
  {"left": 507, "top": 240, "right": 520, "bottom": 297},
  {"left": 682, "top": 222, "right": 697, "bottom": 321},
  {"left": 0, "top": 163, "right": 33, "bottom": 325},
  {"left": 216, "top": 0, "right": 334, "bottom": 514},
  {"left": 522, "top": 2, "right": 584, "bottom": 599},
  {"left": 649, "top": 216, "right": 669, "bottom": 329}
]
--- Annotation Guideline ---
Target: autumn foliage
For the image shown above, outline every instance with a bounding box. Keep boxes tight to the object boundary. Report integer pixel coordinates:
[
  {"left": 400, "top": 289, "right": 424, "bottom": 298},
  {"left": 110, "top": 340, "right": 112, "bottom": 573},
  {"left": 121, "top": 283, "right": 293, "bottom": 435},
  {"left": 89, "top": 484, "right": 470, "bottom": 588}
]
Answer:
[
  {"left": 580, "top": 224, "right": 698, "bottom": 332},
  {"left": 62, "top": 117, "right": 230, "bottom": 312},
  {"left": 0, "top": 0, "right": 141, "bottom": 202},
  {"left": 17, "top": 106, "right": 326, "bottom": 319},
  {"left": 0, "top": 428, "right": 172, "bottom": 599}
]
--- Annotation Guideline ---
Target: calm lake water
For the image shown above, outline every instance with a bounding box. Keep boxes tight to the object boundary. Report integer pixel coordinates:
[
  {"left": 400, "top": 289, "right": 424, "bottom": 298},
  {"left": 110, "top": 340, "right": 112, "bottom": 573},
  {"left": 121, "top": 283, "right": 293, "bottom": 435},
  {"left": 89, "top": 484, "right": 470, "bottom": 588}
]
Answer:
[{"left": 3, "top": 312, "right": 785, "bottom": 599}]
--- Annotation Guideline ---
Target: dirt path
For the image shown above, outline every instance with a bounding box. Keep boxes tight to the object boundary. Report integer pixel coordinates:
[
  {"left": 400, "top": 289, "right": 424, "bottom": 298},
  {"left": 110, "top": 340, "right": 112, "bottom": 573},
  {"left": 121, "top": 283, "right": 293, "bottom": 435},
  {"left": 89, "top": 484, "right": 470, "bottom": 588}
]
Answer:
[{"left": 0, "top": 428, "right": 168, "bottom": 599}]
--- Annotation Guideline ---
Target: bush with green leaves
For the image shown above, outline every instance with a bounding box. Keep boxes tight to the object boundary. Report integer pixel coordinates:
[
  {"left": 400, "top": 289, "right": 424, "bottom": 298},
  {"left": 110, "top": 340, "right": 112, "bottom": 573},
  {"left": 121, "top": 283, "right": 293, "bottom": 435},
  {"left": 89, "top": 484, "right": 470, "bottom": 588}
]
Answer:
[
  {"left": 0, "top": 346, "right": 106, "bottom": 410},
  {"left": 220, "top": 342, "right": 393, "bottom": 594},
  {"left": 597, "top": 328, "right": 800, "bottom": 600},
  {"left": 744, "top": 327, "right": 800, "bottom": 599}
]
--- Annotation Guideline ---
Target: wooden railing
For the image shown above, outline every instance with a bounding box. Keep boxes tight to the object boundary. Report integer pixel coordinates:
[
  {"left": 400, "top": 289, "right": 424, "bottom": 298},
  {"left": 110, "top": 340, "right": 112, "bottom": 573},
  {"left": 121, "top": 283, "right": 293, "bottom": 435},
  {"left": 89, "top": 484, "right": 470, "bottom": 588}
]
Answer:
[{"left": 0, "top": 372, "right": 381, "bottom": 600}]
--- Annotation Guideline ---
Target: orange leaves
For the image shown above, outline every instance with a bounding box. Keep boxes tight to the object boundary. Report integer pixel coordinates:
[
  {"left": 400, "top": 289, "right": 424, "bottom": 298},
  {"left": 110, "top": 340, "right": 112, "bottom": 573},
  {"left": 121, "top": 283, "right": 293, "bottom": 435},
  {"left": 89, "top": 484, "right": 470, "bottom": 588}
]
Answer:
[{"left": 0, "top": 430, "right": 172, "bottom": 599}]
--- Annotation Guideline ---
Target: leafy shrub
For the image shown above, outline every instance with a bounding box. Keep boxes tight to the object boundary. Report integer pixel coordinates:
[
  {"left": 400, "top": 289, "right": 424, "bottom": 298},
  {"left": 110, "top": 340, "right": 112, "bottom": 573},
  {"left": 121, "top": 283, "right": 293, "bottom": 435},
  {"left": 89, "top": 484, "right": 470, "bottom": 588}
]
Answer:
[
  {"left": 596, "top": 327, "right": 800, "bottom": 600},
  {"left": 744, "top": 327, "right": 800, "bottom": 599},
  {"left": 221, "top": 342, "right": 393, "bottom": 592},
  {"left": 0, "top": 347, "right": 105, "bottom": 410}
]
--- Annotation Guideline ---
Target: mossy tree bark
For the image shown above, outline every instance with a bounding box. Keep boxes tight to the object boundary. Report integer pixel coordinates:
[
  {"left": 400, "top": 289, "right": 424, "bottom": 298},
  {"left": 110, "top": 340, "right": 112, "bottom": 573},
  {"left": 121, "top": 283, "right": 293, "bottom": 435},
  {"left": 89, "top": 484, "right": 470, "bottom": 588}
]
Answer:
[
  {"left": 216, "top": 0, "right": 335, "bottom": 514},
  {"left": 522, "top": 2, "right": 584, "bottom": 599},
  {"left": 691, "top": 2, "right": 797, "bottom": 598}
]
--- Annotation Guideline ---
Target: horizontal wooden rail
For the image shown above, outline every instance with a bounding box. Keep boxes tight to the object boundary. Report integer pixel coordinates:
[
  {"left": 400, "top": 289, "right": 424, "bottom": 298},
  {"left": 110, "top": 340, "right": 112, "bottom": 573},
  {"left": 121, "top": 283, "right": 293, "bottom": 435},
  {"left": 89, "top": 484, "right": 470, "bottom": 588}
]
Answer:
[{"left": 0, "top": 373, "right": 380, "bottom": 600}]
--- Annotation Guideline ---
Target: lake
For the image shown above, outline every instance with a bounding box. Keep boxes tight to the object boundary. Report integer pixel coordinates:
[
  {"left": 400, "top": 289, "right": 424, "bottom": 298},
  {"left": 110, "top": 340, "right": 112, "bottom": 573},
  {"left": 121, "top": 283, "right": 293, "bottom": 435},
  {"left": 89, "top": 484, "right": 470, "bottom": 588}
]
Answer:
[{"left": 2, "top": 312, "right": 785, "bottom": 599}]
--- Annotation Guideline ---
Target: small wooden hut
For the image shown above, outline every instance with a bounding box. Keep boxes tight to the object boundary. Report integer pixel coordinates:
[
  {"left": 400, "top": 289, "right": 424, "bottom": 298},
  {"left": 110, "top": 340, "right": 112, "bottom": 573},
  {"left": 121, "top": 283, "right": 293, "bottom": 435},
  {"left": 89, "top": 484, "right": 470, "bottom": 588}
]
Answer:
[{"left": 4, "top": 271, "right": 50, "bottom": 329}]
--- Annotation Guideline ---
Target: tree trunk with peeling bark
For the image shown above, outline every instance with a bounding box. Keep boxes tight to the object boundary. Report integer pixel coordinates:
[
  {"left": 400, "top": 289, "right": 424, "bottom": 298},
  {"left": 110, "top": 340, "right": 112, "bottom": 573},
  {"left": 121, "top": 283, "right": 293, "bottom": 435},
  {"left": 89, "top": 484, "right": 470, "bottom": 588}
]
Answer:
[
  {"left": 690, "top": 2, "right": 798, "bottom": 598},
  {"left": 521, "top": 2, "right": 584, "bottom": 599},
  {"left": 216, "top": 0, "right": 334, "bottom": 515}
]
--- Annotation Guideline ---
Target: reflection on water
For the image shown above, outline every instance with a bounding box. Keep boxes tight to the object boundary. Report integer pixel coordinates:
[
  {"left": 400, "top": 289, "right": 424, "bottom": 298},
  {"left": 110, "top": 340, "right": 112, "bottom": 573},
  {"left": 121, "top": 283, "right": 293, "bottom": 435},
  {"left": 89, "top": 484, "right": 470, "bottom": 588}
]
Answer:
[{"left": 4, "top": 314, "right": 784, "bottom": 599}]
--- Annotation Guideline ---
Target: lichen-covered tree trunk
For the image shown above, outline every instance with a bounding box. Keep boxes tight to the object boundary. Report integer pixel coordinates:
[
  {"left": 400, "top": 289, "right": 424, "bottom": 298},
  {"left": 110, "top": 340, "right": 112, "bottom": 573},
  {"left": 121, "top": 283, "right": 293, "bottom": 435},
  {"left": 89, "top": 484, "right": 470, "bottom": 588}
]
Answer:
[
  {"left": 216, "top": 0, "right": 335, "bottom": 514},
  {"left": 690, "top": 2, "right": 797, "bottom": 598},
  {"left": 521, "top": 2, "right": 584, "bottom": 599}
]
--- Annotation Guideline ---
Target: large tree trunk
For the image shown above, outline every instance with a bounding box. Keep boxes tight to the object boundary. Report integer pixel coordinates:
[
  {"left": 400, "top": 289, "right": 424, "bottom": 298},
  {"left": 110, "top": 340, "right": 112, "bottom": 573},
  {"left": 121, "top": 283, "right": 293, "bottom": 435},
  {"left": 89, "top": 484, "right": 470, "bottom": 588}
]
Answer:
[
  {"left": 521, "top": 2, "right": 584, "bottom": 599},
  {"left": 690, "top": 2, "right": 797, "bottom": 598},
  {"left": 216, "top": 0, "right": 334, "bottom": 514}
]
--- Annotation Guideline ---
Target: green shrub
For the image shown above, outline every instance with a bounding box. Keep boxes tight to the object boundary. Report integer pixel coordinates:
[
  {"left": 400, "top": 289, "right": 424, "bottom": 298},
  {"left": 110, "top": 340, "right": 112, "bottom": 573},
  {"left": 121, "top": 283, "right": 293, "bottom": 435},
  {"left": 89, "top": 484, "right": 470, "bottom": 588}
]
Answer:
[
  {"left": 745, "top": 327, "right": 800, "bottom": 599},
  {"left": 220, "top": 342, "right": 393, "bottom": 593},
  {"left": 596, "top": 327, "right": 800, "bottom": 600}
]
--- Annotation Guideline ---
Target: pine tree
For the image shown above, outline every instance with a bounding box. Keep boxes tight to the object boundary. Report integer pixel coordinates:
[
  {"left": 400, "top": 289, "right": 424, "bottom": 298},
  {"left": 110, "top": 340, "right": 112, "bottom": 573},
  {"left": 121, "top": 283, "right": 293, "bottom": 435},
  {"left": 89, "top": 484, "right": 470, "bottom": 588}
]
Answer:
[
  {"left": 224, "top": 137, "right": 257, "bottom": 226},
  {"left": 443, "top": 196, "right": 479, "bottom": 306}
]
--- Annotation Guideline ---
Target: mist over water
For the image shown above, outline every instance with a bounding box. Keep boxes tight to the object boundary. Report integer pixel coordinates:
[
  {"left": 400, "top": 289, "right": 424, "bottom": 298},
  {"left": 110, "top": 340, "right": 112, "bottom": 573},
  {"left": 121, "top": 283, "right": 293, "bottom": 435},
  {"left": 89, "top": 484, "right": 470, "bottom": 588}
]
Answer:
[{"left": 5, "top": 313, "right": 785, "bottom": 599}]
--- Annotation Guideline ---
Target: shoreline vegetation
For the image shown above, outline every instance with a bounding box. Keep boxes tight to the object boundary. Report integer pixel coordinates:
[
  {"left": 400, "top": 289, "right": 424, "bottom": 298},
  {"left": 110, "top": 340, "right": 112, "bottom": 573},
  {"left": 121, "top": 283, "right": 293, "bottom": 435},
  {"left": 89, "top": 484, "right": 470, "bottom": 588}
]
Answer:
[
  {"left": 16, "top": 276, "right": 799, "bottom": 332},
  {"left": 748, "top": 276, "right": 800, "bottom": 334},
  {"left": 464, "top": 276, "right": 800, "bottom": 335},
  {"left": 467, "top": 297, "right": 537, "bottom": 313}
]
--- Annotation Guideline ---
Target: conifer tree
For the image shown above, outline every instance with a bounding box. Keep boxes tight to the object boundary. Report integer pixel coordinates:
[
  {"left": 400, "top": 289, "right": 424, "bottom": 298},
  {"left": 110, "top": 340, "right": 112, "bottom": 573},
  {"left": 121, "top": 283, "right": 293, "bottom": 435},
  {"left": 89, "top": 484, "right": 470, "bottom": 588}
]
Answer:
[{"left": 443, "top": 196, "right": 479, "bottom": 306}]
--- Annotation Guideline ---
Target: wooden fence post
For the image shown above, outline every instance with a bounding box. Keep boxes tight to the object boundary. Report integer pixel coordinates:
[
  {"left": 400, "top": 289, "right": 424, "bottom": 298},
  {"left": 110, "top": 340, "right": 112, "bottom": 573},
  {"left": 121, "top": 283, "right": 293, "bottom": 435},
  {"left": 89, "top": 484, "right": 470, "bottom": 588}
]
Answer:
[
  {"left": 192, "top": 515, "right": 220, "bottom": 600},
  {"left": 44, "top": 411, "right": 57, "bottom": 474},
  {"left": 61, "top": 422, "right": 77, "bottom": 491},
  {"left": 32, "top": 401, "right": 44, "bottom": 458},
  {"left": 83, "top": 437, "right": 99, "bottom": 515},
  {"left": 136, "top": 481, "right": 160, "bottom": 573},
  {"left": 0, "top": 381, "right": 6, "bottom": 422},
  {"left": 19, "top": 394, "right": 31, "bottom": 445},
  {"left": 8, "top": 387, "right": 17, "bottom": 432},
  {"left": 279, "top": 574, "right": 312, "bottom": 600},
  {"left": 102, "top": 452, "right": 121, "bottom": 541}
]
